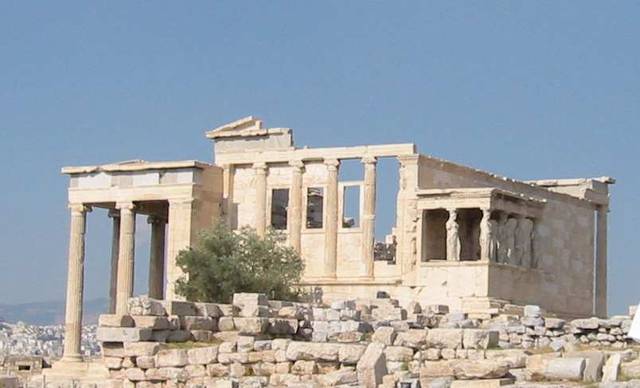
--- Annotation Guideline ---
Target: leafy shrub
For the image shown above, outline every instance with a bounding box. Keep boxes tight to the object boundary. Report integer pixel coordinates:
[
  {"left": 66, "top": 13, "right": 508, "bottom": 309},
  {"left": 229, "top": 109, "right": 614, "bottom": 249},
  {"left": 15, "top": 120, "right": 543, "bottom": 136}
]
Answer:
[{"left": 175, "top": 223, "right": 305, "bottom": 303}]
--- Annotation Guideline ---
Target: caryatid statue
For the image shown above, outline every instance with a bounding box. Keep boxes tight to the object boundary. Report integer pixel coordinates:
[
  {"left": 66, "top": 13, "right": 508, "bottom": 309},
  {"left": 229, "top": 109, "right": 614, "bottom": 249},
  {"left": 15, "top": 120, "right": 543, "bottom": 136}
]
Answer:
[
  {"left": 504, "top": 217, "right": 518, "bottom": 265},
  {"left": 446, "top": 209, "right": 461, "bottom": 261},
  {"left": 496, "top": 212, "right": 509, "bottom": 263},
  {"left": 479, "top": 209, "right": 497, "bottom": 262},
  {"left": 516, "top": 218, "right": 534, "bottom": 267}
]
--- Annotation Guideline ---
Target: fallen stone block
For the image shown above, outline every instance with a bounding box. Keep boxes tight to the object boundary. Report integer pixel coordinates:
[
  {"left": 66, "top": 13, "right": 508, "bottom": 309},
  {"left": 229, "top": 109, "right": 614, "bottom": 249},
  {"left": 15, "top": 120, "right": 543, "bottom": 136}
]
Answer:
[
  {"left": 234, "top": 317, "right": 269, "bottom": 335},
  {"left": 155, "top": 349, "right": 188, "bottom": 368},
  {"left": 463, "top": 329, "right": 499, "bottom": 350},
  {"left": 572, "top": 318, "right": 600, "bottom": 330},
  {"left": 426, "top": 329, "right": 463, "bottom": 350},
  {"left": 187, "top": 346, "right": 219, "bottom": 365},
  {"left": 453, "top": 359, "right": 509, "bottom": 380},
  {"left": 97, "top": 327, "right": 153, "bottom": 342},
  {"left": 372, "top": 326, "right": 396, "bottom": 345},
  {"left": 123, "top": 342, "right": 165, "bottom": 357},
  {"left": 372, "top": 307, "right": 407, "bottom": 321},
  {"left": 394, "top": 329, "right": 427, "bottom": 349},
  {"left": 339, "top": 344, "right": 366, "bottom": 364},
  {"left": 128, "top": 296, "right": 166, "bottom": 316},
  {"left": 524, "top": 305, "right": 541, "bottom": 318},
  {"left": 484, "top": 349, "right": 527, "bottom": 369},
  {"left": 131, "top": 315, "right": 171, "bottom": 330},
  {"left": 357, "top": 342, "right": 387, "bottom": 388},
  {"left": 565, "top": 351, "right": 605, "bottom": 382},
  {"left": 525, "top": 352, "right": 561, "bottom": 379},
  {"left": 450, "top": 378, "right": 514, "bottom": 387},
  {"left": 602, "top": 353, "right": 622, "bottom": 382},
  {"left": 316, "top": 367, "right": 358, "bottom": 386},
  {"left": 163, "top": 300, "right": 197, "bottom": 316},
  {"left": 180, "top": 316, "right": 216, "bottom": 331},
  {"left": 544, "top": 357, "right": 585, "bottom": 381},
  {"left": 194, "top": 302, "right": 223, "bottom": 317},
  {"left": 384, "top": 346, "right": 414, "bottom": 362},
  {"left": 420, "top": 361, "right": 456, "bottom": 378},
  {"left": 99, "top": 314, "right": 135, "bottom": 328}
]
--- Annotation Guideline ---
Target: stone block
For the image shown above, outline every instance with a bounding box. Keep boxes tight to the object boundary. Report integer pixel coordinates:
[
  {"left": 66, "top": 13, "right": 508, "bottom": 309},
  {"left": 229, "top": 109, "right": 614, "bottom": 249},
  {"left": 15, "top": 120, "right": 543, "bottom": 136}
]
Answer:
[
  {"left": 523, "top": 305, "right": 541, "bottom": 317},
  {"left": 167, "top": 330, "right": 193, "bottom": 342},
  {"left": 234, "top": 317, "right": 269, "bottom": 335},
  {"left": 233, "top": 292, "right": 268, "bottom": 306},
  {"left": 102, "top": 342, "right": 125, "bottom": 357},
  {"left": 544, "top": 318, "right": 565, "bottom": 329},
  {"left": 572, "top": 318, "right": 600, "bottom": 330},
  {"left": 484, "top": 349, "right": 527, "bottom": 369},
  {"left": 285, "top": 342, "right": 340, "bottom": 362},
  {"left": 206, "top": 363, "right": 230, "bottom": 377},
  {"left": 384, "top": 346, "right": 414, "bottom": 362},
  {"left": 268, "top": 318, "right": 298, "bottom": 335},
  {"left": 427, "top": 329, "right": 463, "bottom": 349},
  {"left": 194, "top": 302, "right": 223, "bottom": 317},
  {"left": 218, "top": 316, "right": 235, "bottom": 331},
  {"left": 99, "top": 314, "right": 135, "bottom": 328},
  {"left": 372, "top": 326, "right": 396, "bottom": 345},
  {"left": 525, "top": 352, "right": 561, "bottom": 378},
  {"left": 338, "top": 344, "right": 366, "bottom": 364},
  {"left": 450, "top": 379, "right": 514, "bottom": 387},
  {"left": 155, "top": 349, "right": 189, "bottom": 367},
  {"left": 125, "top": 367, "right": 147, "bottom": 381},
  {"left": 136, "top": 355, "right": 155, "bottom": 369},
  {"left": 521, "top": 316, "right": 544, "bottom": 327},
  {"left": 131, "top": 315, "right": 171, "bottom": 330},
  {"left": 185, "top": 364, "right": 206, "bottom": 378},
  {"left": 316, "top": 368, "right": 358, "bottom": 386},
  {"left": 544, "top": 357, "right": 586, "bottom": 381},
  {"left": 97, "top": 327, "right": 153, "bottom": 342},
  {"left": 565, "top": 351, "right": 605, "bottom": 382},
  {"left": 187, "top": 346, "right": 219, "bottom": 364},
  {"left": 0, "top": 377, "right": 19, "bottom": 388},
  {"left": 236, "top": 336, "right": 255, "bottom": 352},
  {"left": 372, "top": 307, "right": 407, "bottom": 321},
  {"left": 356, "top": 342, "right": 387, "bottom": 388},
  {"left": 420, "top": 361, "right": 455, "bottom": 378},
  {"left": 394, "top": 329, "right": 427, "bottom": 349},
  {"left": 128, "top": 296, "right": 166, "bottom": 316},
  {"left": 330, "top": 300, "right": 356, "bottom": 310},
  {"left": 278, "top": 306, "right": 304, "bottom": 319},
  {"left": 453, "top": 360, "right": 509, "bottom": 380},
  {"left": 427, "top": 305, "right": 450, "bottom": 315},
  {"left": 180, "top": 316, "right": 216, "bottom": 331},
  {"left": 123, "top": 342, "right": 165, "bottom": 357},
  {"left": 163, "top": 300, "right": 197, "bottom": 316},
  {"left": 463, "top": 329, "right": 499, "bottom": 350},
  {"left": 191, "top": 330, "right": 213, "bottom": 342},
  {"left": 602, "top": 353, "right": 622, "bottom": 382},
  {"left": 291, "top": 360, "right": 316, "bottom": 375},
  {"left": 103, "top": 356, "right": 123, "bottom": 369}
]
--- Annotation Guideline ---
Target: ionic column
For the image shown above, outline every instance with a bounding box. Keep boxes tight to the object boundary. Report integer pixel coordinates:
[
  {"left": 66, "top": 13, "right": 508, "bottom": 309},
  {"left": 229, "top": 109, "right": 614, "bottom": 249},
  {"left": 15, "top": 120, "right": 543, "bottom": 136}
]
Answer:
[
  {"left": 324, "top": 159, "right": 340, "bottom": 278},
  {"left": 361, "top": 156, "right": 377, "bottom": 278},
  {"left": 107, "top": 210, "right": 120, "bottom": 314},
  {"left": 595, "top": 205, "right": 608, "bottom": 317},
  {"left": 148, "top": 215, "right": 166, "bottom": 300},
  {"left": 166, "top": 198, "right": 195, "bottom": 301},
  {"left": 254, "top": 162, "right": 268, "bottom": 237},
  {"left": 115, "top": 202, "right": 136, "bottom": 316},
  {"left": 288, "top": 160, "right": 304, "bottom": 252},
  {"left": 62, "top": 203, "right": 91, "bottom": 362},
  {"left": 446, "top": 208, "right": 460, "bottom": 261}
]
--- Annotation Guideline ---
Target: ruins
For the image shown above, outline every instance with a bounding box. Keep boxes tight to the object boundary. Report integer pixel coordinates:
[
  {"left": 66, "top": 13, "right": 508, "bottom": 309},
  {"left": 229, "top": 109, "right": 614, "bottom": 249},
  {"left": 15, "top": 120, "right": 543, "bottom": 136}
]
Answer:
[{"left": 56, "top": 116, "right": 614, "bottom": 369}]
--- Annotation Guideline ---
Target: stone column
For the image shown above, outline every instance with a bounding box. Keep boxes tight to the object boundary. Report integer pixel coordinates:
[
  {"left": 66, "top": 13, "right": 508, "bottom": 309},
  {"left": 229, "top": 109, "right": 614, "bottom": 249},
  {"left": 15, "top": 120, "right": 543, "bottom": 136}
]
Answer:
[
  {"left": 148, "top": 215, "right": 166, "bottom": 300},
  {"left": 288, "top": 160, "right": 304, "bottom": 252},
  {"left": 324, "top": 159, "right": 340, "bottom": 278},
  {"left": 222, "top": 164, "right": 236, "bottom": 228},
  {"left": 479, "top": 208, "right": 491, "bottom": 262},
  {"left": 62, "top": 203, "right": 91, "bottom": 362},
  {"left": 446, "top": 208, "right": 460, "bottom": 261},
  {"left": 107, "top": 210, "right": 120, "bottom": 314},
  {"left": 361, "top": 156, "right": 377, "bottom": 278},
  {"left": 595, "top": 205, "right": 608, "bottom": 317},
  {"left": 254, "top": 162, "right": 268, "bottom": 237},
  {"left": 115, "top": 201, "right": 136, "bottom": 316}
]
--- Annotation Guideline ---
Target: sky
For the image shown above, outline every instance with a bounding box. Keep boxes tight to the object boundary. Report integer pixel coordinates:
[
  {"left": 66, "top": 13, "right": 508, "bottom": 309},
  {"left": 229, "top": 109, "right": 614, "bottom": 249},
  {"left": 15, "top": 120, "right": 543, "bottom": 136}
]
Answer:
[{"left": 0, "top": 1, "right": 638, "bottom": 315}]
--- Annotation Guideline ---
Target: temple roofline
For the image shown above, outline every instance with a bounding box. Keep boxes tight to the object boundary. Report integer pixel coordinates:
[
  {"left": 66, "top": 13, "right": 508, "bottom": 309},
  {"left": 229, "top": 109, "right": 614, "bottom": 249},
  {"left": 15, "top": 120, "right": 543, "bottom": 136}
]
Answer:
[{"left": 61, "top": 160, "right": 214, "bottom": 175}]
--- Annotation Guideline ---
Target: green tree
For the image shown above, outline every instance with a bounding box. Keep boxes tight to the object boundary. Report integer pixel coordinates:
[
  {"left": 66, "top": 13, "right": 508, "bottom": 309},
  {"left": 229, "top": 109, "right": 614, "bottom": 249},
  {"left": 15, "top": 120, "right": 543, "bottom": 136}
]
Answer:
[{"left": 175, "top": 223, "right": 305, "bottom": 303}]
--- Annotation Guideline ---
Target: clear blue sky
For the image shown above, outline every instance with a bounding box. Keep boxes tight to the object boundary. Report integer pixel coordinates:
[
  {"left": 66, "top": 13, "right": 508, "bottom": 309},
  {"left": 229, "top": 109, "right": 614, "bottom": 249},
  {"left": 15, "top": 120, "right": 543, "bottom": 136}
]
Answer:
[{"left": 0, "top": 1, "right": 638, "bottom": 315}]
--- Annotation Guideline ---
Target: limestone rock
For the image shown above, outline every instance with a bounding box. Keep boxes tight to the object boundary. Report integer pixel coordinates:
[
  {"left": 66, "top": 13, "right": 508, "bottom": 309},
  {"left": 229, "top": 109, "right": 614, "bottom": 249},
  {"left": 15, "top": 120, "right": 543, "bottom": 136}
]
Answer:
[
  {"left": 128, "top": 296, "right": 166, "bottom": 316},
  {"left": 602, "top": 353, "right": 622, "bottom": 382},
  {"left": 372, "top": 326, "right": 396, "bottom": 345},
  {"left": 420, "top": 361, "right": 455, "bottom": 378},
  {"left": 394, "top": 329, "right": 427, "bottom": 349},
  {"left": 356, "top": 342, "right": 387, "bottom": 388},
  {"left": 187, "top": 346, "right": 219, "bottom": 365},
  {"left": 234, "top": 318, "right": 269, "bottom": 335},
  {"left": 544, "top": 357, "right": 585, "bottom": 381},
  {"left": 426, "top": 329, "right": 463, "bottom": 350},
  {"left": 384, "top": 346, "right": 414, "bottom": 362},
  {"left": 155, "top": 349, "right": 189, "bottom": 368},
  {"left": 452, "top": 360, "right": 509, "bottom": 380},
  {"left": 338, "top": 344, "right": 366, "bottom": 364},
  {"left": 463, "top": 329, "right": 499, "bottom": 350}
]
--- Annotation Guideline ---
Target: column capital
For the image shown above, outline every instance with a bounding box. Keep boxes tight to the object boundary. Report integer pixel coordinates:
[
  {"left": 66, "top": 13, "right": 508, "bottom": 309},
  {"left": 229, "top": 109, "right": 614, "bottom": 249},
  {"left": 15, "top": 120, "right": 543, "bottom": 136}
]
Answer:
[
  {"left": 397, "top": 154, "right": 420, "bottom": 166},
  {"left": 116, "top": 201, "right": 136, "bottom": 211},
  {"left": 361, "top": 156, "right": 377, "bottom": 165},
  {"left": 147, "top": 215, "right": 167, "bottom": 225},
  {"left": 69, "top": 203, "right": 92, "bottom": 214},
  {"left": 289, "top": 160, "right": 305, "bottom": 170},
  {"left": 324, "top": 158, "right": 340, "bottom": 171},
  {"left": 253, "top": 162, "right": 268, "bottom": 172}
]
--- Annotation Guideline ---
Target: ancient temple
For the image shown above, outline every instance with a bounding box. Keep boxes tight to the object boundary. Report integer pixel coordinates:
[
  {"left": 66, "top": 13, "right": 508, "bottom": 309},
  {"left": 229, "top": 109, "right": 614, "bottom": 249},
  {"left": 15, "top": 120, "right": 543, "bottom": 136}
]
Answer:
[{"left": 58, "top": 116, "right": 613, "bottom": 362}]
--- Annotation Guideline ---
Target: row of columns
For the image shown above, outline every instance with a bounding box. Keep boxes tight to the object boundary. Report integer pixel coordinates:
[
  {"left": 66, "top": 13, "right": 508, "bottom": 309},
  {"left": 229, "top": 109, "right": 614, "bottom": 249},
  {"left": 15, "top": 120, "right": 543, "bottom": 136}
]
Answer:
[
  {"left": 251, "top": 157, "right": 377, "bottom": 279},
  {"left": 62, "top": 202, "right": 167, "bottom": 362}
]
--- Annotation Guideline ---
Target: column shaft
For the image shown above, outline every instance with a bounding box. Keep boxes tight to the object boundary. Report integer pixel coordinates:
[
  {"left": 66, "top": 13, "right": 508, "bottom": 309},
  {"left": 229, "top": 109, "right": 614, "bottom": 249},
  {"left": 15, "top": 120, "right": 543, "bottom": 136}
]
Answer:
[
  {"left": 254, "top": 163, "right": 268, "bottom": 237},
  {"left": 595, "top": 205, "right": 608, "bottom": 317},
  {"left": 324, "top": 159, "right": 340, "bottom": 278},
  {"left": 361, "top": 157, "right": 377, "bottom": 278},
  {"left": 446, "top": 208, "right": 460, "bottom": 261},
  {"left": 479, "top": 208, "right": 491, "bottom": 262},
  {"left": 148, "top": 216, "right": 166, "bottom": 300},
  {"left": 288, "top": 161, "right": 304, "bottom": 252},
  {"left": 108, "top": 210, "right": 120, "bottom": 314},
  {"left": 166, "top": 199, "right": 195, "bottom": 301},
  {"left": 62, "top": 203, "right": 90, "bottom": 362},
  {"left": 115, "top": 202, "right": 136, "bottom": 315}
]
